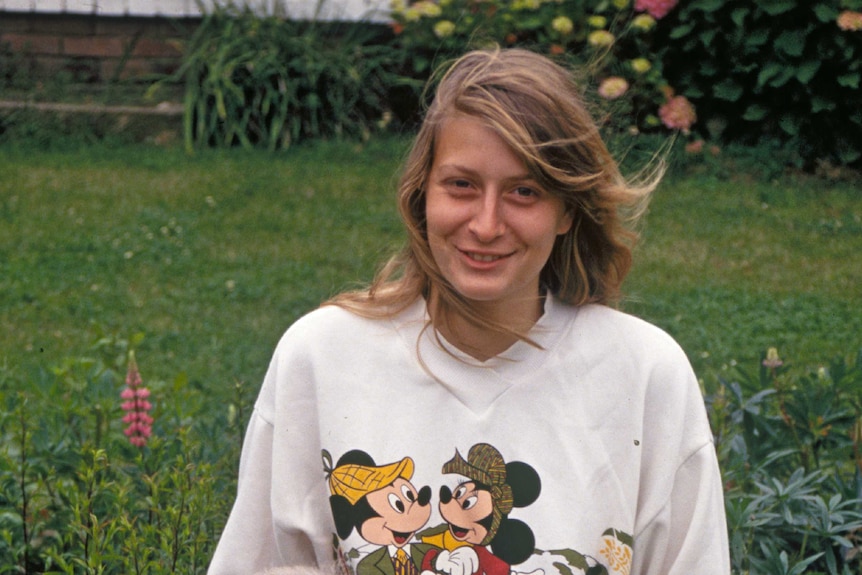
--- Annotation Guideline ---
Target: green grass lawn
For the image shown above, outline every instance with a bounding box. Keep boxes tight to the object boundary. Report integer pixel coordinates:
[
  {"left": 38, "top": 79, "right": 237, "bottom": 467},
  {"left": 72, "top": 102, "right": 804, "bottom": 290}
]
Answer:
[{"left": 1, "top": 137, "right": 860, "bottom": 398}]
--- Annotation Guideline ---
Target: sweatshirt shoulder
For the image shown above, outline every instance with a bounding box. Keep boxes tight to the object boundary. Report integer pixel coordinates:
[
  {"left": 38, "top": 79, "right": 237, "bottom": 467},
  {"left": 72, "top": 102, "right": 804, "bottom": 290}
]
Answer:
[{"left": 576, "top": 304, "right": 685, "bottom": 352}]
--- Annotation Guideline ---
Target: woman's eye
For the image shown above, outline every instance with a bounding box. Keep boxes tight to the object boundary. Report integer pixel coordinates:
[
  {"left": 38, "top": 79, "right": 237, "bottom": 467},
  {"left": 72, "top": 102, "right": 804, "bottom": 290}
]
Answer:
[
  {"left": 452, "top": 179, "right": 471, "bottom": 188},
  {"left": 453, "top": 485, "right": 467, "bottom": 499},
  {"left": 513, "top": 186, "right": 537, "bottom": 198},
  {"left": 462, "top": 496, "right": 478, "bottom": 510}
]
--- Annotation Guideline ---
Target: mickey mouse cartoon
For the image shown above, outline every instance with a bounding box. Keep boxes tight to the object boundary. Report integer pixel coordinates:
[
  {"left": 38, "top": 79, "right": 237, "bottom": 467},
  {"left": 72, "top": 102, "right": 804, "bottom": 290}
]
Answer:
[
  {"left": 326, "top": 449, "right": 437, "bottom": 575},
  {"left": 420, "top": 443, "right": 541, "bottom": 575}
]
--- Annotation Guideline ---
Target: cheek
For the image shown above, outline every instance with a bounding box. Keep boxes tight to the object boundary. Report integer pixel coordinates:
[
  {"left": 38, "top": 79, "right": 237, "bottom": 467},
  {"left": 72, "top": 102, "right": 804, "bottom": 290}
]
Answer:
[{"left": 359, "top": 517, "right": 392, "bottom": 545}]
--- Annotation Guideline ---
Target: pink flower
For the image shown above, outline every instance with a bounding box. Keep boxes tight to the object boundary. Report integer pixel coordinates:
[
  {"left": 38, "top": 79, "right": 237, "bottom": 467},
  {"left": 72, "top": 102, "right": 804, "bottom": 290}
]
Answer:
[
  {"left": 837, "top": 11, "right": 862, "bottom": 31},
  {"left": 685, "top": 139, "right": 704, "bottom": 154},
  {"left": 634, "top": 0, "right": 678, "bottom": 19},
  {"left": 659, "top": 95, "right": 696, "bottom": 133},
  {"left": 120, "top": 352, "right": 153, "bottom": 447},
  {"left": 598, "top": 77, "right": 630, "bottom": 100}
]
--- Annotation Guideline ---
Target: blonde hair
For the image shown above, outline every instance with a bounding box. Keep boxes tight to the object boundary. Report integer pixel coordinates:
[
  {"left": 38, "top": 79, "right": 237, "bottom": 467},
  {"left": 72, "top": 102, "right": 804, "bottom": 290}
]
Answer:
[{"left": 327, "top": 48, "right": 661, "bottom": 339}]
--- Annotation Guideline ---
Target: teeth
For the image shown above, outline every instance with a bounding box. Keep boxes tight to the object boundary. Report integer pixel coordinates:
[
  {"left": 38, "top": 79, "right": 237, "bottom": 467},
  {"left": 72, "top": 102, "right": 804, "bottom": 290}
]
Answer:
[{"left": 469, "top": 252, "right": 502, "bottom": 262}]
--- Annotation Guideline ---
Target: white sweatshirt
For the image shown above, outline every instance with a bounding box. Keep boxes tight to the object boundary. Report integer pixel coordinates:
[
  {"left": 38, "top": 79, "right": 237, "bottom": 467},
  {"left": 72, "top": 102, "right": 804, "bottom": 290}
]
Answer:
[{"left": 208, "top": 297, "right": 729, "bottom": 575}]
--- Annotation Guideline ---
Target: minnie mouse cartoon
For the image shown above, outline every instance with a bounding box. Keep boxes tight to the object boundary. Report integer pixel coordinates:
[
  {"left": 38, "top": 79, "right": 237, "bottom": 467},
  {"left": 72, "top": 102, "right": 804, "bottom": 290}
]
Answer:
[{"left": 420, "top": 443, "right": 541, "bottom": 575}]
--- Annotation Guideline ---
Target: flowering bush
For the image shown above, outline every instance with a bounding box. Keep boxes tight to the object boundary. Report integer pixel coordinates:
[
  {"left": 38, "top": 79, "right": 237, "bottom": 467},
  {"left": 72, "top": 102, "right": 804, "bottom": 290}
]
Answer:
[
  {"left": 388, "top": 0, "right": 693, "bottom": 136},
  {"left": 656, "top": 0, "right": 862, "bottom": 168}
]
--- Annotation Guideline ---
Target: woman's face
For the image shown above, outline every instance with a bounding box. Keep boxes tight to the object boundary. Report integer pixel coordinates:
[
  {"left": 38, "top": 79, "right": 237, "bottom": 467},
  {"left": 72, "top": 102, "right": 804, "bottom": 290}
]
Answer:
[{"left": 425, "top": 115, "right": 572, "bottom": 314}]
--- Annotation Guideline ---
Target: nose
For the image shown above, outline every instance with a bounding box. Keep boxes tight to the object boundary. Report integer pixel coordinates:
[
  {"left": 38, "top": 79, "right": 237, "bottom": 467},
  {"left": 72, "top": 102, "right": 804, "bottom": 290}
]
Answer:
[
  {"left": 418, "top": 485, "right": 432, "bottom": 506},
  {"left": 440, "top": 486, "right": 452, "bottom": 504},
  {"left": 468, "top": 193, "right": 504, "bottom": 242}
]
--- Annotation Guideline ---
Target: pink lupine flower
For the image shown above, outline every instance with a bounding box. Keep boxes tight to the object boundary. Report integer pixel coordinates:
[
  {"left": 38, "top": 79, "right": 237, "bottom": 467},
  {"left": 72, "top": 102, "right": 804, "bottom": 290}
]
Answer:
[
  {"left": 598, "top": 77, "right": 630, "bottom": 100},
  {"left": 837, "top": 11, "right": 862, "bottom": 31},
  {"left": 659, "top": 95, "right": 696, "bottom": 133},
  {"left": 121, "top": 352, "right": 153, "bottom": 447},
  {"left": 634, "top": 0, "right": 678, "bottom": 19}
]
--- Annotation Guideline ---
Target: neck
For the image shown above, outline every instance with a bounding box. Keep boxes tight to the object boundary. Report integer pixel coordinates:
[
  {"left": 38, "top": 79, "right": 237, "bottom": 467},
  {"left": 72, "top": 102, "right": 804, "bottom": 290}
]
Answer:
[{"left": 429, "top": 292, "right": 545, "bottom": 361}]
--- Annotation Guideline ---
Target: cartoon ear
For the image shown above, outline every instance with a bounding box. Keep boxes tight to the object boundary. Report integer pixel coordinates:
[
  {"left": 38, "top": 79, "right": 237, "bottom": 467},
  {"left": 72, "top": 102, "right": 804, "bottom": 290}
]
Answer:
[
  {"left": 330, "top": 495, "right": 356, "bottom": 540},
  {"left": 489, "top": 518, "right": 535, "bottom": 566},
  {"left": 506, "top": 461, "right": 541, "bottom": 508},
  {"left": 336, "top": 449, "right": 376, "bottom": 467}
]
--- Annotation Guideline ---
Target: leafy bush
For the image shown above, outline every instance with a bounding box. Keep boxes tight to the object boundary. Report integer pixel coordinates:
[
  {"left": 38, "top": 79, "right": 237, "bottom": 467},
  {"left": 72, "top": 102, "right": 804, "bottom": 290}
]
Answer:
[
  {"left": 710, "top": 349, "right": 862, "bottom": 574},
  {"left": 657, "top": 0, "right": 862, "bottom": 169},
  {"left": 172, "top": 3, "right": 396, "bottom": 151},
  {"left": 0, "top": 335, "right": 245, "bottom": 573}
]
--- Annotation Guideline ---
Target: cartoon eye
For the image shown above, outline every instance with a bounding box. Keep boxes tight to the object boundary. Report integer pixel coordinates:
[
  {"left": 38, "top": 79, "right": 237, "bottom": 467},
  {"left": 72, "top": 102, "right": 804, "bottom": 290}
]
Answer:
[
  {"left": 401, "top": 485, "right": 416, "bottom": 503},
  {"left": 462, "top": 496, "right": 478, "bottom": 510},
  {"left": 453, "top": 485, "right": 468, "bottom": 500},
  {"left": 388, "top": 493, "right": 406, "bottom": 514}
]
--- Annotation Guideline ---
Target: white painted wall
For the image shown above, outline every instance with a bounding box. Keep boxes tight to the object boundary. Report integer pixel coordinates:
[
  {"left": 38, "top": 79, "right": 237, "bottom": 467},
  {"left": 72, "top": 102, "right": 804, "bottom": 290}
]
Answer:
[{"left": 0, "top": 0, "right": 391, "bottom": 20}]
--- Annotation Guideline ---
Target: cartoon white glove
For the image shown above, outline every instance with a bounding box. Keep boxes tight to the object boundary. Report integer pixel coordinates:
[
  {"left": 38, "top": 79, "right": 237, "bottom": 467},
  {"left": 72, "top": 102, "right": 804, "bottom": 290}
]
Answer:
[{"left": 434, "top": 548, "right": 480, "bottom": 575}]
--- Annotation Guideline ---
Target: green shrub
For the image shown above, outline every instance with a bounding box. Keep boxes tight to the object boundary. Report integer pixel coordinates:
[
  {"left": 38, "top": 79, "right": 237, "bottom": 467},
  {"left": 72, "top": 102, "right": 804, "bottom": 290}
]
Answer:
[
  {"left": 710, "top": 349, "right": 862, "bottom": 574},
  {"left": 657, "top": 0, "right": 862, "bottom": 169},
  {"left": 0, "top": 335, "right": 244, "bottom": 573},
  {"left": 173, "top": 3, "right": 396, "bottom": 151}
]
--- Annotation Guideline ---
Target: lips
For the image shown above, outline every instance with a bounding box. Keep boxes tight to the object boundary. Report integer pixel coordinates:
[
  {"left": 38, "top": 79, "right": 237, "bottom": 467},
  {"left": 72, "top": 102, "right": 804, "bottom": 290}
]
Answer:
[{"left": 461, "top": 249, "right": 511, "bottom": 264}]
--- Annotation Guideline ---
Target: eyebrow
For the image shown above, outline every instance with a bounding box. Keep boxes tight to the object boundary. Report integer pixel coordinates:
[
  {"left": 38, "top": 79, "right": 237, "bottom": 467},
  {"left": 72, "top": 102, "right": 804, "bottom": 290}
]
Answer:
[{"left": 434, "top": 163, "right": 536, "bottom": 184}]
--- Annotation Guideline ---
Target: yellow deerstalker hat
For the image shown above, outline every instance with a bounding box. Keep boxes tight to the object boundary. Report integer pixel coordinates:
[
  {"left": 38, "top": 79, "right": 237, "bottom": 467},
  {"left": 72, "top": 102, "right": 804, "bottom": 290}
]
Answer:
[{"left": 329, "top": 456, "right": 414, "bottom": 505}]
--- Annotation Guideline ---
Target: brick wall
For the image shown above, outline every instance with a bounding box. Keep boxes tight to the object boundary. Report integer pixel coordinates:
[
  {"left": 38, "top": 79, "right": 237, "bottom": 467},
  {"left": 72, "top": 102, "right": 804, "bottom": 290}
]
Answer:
[{"left": 0, "top": 12, "right": 197, "bottom": 81}]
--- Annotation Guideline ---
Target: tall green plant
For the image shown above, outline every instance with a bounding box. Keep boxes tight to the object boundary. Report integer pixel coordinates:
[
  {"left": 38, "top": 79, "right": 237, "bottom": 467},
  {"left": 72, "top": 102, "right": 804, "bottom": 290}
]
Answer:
[
  {"left": 174, "top": 2, "right": 395, "bottom": 151},
  {"left": 710, "top": 349, "right": 862, "bottom": 574},
  {"left": 657, "top": 0, "right": 862, "bottom": 169}
]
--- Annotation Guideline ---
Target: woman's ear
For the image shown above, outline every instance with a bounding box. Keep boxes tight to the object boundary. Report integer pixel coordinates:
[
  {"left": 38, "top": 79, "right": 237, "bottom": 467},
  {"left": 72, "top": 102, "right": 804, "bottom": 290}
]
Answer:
[{"left": 557, "top": 208, "right": 574, "bottom": 236}]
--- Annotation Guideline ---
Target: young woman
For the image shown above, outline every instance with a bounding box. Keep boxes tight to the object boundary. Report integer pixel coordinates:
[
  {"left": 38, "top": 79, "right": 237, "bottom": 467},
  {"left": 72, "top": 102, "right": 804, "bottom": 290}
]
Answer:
[{"left": 208, "top": 48, "right": 729, "bottom": 575}]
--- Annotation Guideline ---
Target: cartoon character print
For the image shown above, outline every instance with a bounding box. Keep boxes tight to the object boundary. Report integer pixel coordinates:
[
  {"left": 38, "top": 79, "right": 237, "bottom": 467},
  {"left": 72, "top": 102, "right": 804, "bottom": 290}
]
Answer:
[
  {"left": 419, "top": 443, "right": 542, "bottom": 575},
  {"left": 325, "top": 449, "right": 437, "bottom": 575},
  {"left": 324, "top": 447, "right": 631, "bottom": 575}
]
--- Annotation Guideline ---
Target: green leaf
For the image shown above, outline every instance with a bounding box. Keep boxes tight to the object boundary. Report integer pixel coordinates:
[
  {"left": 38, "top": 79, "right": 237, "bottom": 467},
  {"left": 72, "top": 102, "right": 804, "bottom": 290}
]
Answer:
[
  {"left": 731, "top": 7, "right": 749, "bottom": 27},
  {"left": 761, "top": 1, "right": 795, "bottom": 15},
  {"left": 692, "top": 0, "right": 723, "bottom": 11},
  {"left": 699, "top": 29, "right": 718, "bottom": 46},
  {"left": 746, "top": 27, "right": 770, "bottom": 47},
  {"left": 779, "top": 115, "right": 799, "bottom": 136},
  {"left": 769, "top": 67, "right": 796, "bottom": 88},
  {"left": 837, "top": 146, "right": 861, "bottom": 165},
  {"left": 757, "top": 62, "right": 783, "bottom": 88},
  {"left": 795, "top": 60, "right": 821, "bottom": 84},
  {"left": 743, "top": 104, "right": 769, "bottom": 121},
  {"left": 811, "top": 96, "right": 836, "bottom": 113},
  {"left": 838, "top": 73, "right": 860, "bottom": 88},
  {"left": 669, "top": 22, "right": 695, "bottom": 39},
  {"left": 713, "top": 79, "right": 744, "bottom": 102},
  {"left": 775, "top": 30, "right": 805, "bottom": 57},
  {"left": 813, "top": 4, "right": 838, "bottom": 22}
]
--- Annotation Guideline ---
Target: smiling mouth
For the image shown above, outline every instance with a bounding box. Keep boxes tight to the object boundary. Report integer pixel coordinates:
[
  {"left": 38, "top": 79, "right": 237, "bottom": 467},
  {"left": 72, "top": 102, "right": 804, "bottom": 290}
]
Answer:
[
  {"left": 463, "top": 250, "right": 508, "bottom": 263},
  {"left": 449, "top": 524, "right": 470, "bottom": 540},
  {"left": 391, "top": 530, "right": 413, "bottom": 545}
]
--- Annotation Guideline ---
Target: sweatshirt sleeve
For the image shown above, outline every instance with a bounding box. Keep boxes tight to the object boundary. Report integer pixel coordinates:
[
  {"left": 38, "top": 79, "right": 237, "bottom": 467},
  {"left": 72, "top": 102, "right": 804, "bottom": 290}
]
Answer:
[
  {"left": 633, "top": 442, "right": 730, "bottom": 575},
  {"left": 629, "top": 325, "right": 730, "bottom": 575},
  {"left": 207, "top": 408, "right": 279, "bottom": 574}
]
